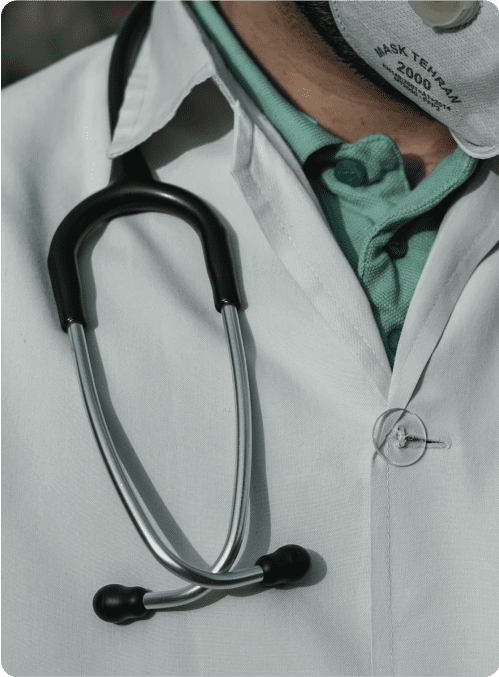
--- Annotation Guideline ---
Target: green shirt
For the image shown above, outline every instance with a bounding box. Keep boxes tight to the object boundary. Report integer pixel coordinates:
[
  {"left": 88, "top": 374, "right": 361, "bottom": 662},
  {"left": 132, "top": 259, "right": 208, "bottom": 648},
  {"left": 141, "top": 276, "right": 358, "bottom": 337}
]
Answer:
[{"left": 189, "top": 1, "right": 478, "bottom": 366}]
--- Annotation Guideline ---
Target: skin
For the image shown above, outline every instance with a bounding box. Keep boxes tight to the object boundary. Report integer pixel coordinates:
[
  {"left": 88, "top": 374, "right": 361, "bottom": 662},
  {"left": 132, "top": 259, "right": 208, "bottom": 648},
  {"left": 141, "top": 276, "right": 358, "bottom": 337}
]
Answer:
[{"left": 217, "top": 1, "right": 458, "bottom": 188}]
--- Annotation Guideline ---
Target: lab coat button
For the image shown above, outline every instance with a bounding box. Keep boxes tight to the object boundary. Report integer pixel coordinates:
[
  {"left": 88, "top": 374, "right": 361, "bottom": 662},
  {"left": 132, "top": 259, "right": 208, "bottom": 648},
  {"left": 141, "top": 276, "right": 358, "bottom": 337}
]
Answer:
[
  {"left": 334, "top": 158, "right": 367, "bottom": 187},
  {"left": 372, "top": 408, "right": 427, "bottom": 466}
]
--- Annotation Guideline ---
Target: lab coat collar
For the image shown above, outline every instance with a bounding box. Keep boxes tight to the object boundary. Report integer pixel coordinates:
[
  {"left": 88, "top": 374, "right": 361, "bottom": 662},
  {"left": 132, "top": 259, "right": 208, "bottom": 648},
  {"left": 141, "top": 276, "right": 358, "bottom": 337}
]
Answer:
[
  {"left": 388, "top": 156, "right": 499, "bottom": 409},
  {"left": 108, "top": 1, "right": 220, "bottom": 159}
]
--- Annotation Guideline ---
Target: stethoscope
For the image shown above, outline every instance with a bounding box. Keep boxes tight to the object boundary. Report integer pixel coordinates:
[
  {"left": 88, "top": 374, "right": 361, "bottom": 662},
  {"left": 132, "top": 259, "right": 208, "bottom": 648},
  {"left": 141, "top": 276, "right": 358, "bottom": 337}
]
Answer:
[{"left": 47, "top": 1, "right": 311, "bottom": 624}]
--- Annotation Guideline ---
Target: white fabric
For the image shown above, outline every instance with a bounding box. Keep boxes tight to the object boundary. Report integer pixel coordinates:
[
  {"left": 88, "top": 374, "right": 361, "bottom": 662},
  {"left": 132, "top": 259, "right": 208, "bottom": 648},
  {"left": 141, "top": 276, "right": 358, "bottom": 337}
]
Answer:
[
  {"left": 2, "top": 2, "right": 499, "bottom": 675},
  {"left": 330, "top": 0, "right": 499, "bottom": 159}
]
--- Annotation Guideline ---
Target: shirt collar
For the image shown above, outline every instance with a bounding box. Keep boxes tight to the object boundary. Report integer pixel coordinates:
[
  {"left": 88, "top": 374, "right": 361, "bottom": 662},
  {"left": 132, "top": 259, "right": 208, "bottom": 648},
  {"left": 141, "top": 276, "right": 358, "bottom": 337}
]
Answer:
[{"left": 108, "top": 1, "right": 223, "bottom": 159}]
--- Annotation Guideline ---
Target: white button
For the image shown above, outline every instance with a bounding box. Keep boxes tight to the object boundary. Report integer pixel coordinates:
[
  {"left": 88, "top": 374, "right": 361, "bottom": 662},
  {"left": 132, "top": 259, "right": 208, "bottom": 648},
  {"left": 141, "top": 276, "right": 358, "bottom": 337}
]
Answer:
[{"left": 372, "top": 408, "right": 427, "bottom": 466}]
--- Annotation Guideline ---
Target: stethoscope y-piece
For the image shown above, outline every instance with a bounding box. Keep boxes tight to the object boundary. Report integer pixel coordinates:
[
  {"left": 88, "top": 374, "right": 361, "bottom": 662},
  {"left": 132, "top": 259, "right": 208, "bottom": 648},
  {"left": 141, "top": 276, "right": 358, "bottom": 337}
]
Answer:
[{"left": 47, "top": 0, "right": 311, "bottom": 624}]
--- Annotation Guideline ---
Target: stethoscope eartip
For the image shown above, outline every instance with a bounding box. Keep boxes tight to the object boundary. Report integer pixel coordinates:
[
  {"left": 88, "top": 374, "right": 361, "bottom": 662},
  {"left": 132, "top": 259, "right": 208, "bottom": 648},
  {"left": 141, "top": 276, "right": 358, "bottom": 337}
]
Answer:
[
  {"left": 93, "top": 584, "right": 149, "bottom": 624},
  {"left": 256, "top": 545, "right": 311, "bottom": 587}
]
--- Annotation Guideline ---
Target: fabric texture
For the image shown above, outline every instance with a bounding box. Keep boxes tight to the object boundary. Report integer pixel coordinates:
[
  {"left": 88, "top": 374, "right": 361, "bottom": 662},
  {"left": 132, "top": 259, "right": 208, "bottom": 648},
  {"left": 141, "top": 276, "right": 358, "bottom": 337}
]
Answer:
[{"left": 2, "top": 2, "right": 499, "bottom": 675}]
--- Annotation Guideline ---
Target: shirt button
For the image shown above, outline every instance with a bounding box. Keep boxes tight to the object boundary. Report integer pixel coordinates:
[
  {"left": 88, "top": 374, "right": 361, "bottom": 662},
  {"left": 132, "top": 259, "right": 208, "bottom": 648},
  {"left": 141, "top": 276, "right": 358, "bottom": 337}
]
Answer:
[
  {"left": 333, "top": 158, "right": 367, "bottom": 187},
  {"left": 387, "top": 238, "right": 408, "bottom": 259},
  {"left": 372, "top": 408, "right": 427, "bottom": 466}
]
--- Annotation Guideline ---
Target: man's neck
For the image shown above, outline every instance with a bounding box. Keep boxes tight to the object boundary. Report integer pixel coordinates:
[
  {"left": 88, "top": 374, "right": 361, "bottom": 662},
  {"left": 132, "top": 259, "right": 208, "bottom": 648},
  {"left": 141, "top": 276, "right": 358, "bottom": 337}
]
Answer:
[{"left": 218, "top": 1, "right": 457, "bottom": 185}]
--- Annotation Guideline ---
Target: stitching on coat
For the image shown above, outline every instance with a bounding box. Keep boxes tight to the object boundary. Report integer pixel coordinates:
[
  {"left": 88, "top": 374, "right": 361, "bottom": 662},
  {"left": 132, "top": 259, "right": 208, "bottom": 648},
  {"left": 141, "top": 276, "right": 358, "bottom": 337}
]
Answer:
[{"left": 386, "top": 463, "right": 395, "bottom": 676}]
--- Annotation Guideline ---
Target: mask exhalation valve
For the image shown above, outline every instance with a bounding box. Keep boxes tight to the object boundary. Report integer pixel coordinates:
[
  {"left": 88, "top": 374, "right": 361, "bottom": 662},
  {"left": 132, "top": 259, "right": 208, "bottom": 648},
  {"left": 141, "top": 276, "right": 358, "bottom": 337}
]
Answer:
[{"left": 408, "top": 1, "right": 482, "bottom": 30}]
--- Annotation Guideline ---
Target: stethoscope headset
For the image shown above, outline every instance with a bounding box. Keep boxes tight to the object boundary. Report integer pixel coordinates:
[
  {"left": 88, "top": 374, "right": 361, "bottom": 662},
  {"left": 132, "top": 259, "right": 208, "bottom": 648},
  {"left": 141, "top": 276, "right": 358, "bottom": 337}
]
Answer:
[{"left": 48, "top": 1, "right": 311, "bottom": 624}]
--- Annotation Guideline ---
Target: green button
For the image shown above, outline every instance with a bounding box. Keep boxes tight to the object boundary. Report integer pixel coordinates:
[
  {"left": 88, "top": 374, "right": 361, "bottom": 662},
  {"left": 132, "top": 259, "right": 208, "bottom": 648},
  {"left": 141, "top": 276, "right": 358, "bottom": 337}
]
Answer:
[
  {"left": 333, "top": 158, "right": 367, "bottom": 187},
  {"left": 387, "top": 238, "right": 408, "bottom": 259}
]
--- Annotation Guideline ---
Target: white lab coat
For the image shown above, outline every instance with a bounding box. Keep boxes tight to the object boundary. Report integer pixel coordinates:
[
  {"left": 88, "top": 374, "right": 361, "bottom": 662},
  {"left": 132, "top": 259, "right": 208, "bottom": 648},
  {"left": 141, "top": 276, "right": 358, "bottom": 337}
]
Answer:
[{"left": 2, "top": 2, "right": 498, "bottom": 675}]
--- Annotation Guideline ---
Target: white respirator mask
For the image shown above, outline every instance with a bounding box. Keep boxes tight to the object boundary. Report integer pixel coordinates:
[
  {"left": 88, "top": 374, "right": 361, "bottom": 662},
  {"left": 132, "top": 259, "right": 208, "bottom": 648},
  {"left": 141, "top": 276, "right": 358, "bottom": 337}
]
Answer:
[{"left": 328, "top": 0, "right": 499, "bottom": 158}]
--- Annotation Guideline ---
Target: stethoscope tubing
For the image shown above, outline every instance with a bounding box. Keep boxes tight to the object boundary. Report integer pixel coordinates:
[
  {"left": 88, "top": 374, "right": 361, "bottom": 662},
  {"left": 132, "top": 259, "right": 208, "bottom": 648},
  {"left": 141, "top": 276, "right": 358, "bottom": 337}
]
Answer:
[
  {"left": 144, "top": 304, "right": 254, "bottom": 609},
  {"left": 69, "top": 306, "right": 260, "bottom": 592}
]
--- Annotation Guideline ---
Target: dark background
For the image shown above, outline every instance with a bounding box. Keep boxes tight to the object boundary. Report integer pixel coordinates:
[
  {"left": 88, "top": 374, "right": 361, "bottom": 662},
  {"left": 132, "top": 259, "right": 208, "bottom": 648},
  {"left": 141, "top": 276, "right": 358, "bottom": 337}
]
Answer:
[{"left": 2, "top": 1, "right": 135, "bottom": 88}]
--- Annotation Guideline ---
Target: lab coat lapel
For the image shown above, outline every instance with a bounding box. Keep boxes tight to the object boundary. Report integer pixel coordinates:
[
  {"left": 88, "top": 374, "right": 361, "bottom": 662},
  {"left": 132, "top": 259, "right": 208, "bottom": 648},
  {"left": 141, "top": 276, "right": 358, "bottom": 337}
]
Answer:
[
  {"left": 231, "top": 101, "right": 499, "bottom": 408},
  {"left": 232, "top": 103, "right": 392, "bottom": 401},
  {"left": 389, "top": 157, "right": 499, "bottom": 409}
]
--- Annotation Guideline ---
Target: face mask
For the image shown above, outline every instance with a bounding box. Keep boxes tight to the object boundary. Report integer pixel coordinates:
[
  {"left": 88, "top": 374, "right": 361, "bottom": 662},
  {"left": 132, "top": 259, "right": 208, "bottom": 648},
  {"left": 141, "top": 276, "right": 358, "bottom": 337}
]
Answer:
[{"left": 328, "top": 0, "right": 499, "bottom": 158}]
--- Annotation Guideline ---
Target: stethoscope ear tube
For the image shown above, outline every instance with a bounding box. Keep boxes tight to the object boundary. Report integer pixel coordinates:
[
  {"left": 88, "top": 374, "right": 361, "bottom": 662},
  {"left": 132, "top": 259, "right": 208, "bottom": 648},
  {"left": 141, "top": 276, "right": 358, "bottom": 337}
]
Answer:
[{"left": 48, "top": 178, "right": 242, "bottom": 332}]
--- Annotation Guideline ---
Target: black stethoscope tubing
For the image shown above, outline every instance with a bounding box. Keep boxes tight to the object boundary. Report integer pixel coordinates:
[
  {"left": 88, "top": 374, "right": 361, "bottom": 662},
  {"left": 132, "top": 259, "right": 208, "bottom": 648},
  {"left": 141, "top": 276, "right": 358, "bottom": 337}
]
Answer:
[{"left": 48, "top": 1, "right": 240, "bottom": 330}]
